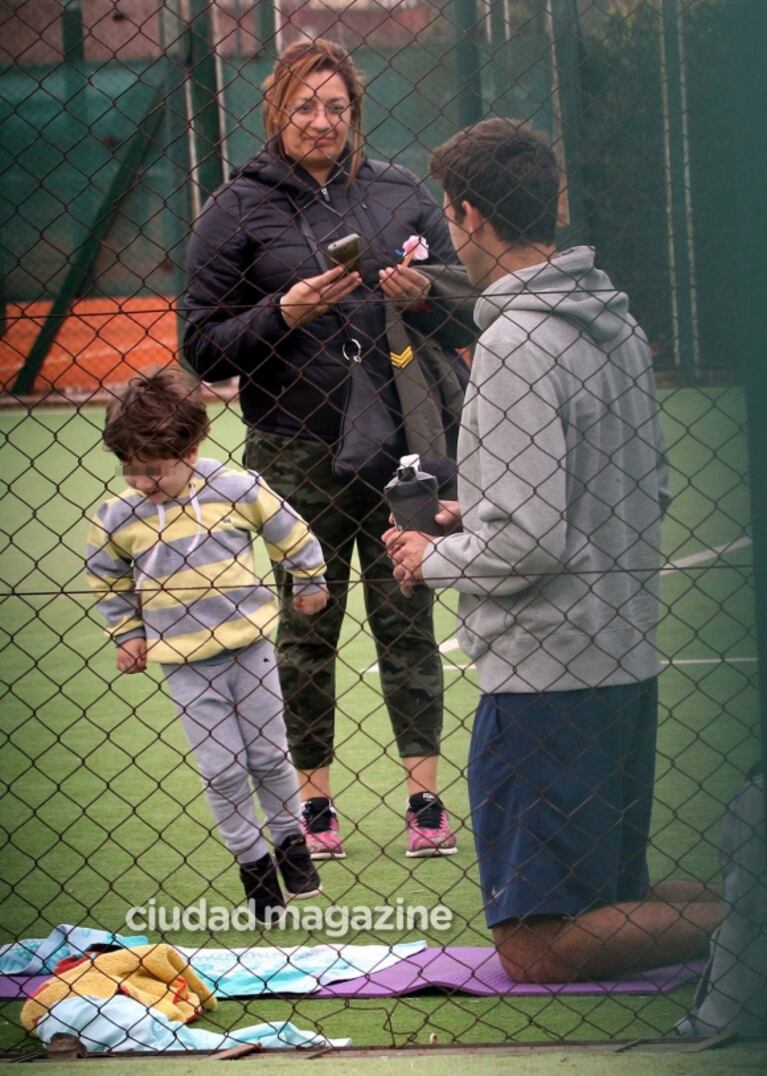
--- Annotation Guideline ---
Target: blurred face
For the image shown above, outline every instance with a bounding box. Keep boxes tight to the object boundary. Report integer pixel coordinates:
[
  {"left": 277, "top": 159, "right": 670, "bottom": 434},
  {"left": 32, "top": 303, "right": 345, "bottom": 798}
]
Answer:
[
  {"left": 122, "top": 451, "right": 197, "bottom": 504},
  {"left": 280, "top": 70, "right": 352, "bottom": 177}
]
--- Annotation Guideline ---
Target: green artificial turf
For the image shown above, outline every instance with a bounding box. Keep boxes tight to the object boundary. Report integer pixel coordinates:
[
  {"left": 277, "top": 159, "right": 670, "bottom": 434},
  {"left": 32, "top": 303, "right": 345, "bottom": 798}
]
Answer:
[
  {"left": 0, "top": 386, "right": 758, "bottom": 1055},
  {"left": 2, "top": 1044, "right": 767, "bottom": 1075}
]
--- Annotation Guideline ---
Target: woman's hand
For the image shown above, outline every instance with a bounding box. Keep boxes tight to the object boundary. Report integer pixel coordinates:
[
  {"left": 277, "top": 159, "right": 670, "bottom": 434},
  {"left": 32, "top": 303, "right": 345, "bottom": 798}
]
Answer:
[
  {"left": 378, "top": 265, "right": 431, "bottom": 310},
  {"left": 279, "top": 266, "right": 361, "bottom": 329}
]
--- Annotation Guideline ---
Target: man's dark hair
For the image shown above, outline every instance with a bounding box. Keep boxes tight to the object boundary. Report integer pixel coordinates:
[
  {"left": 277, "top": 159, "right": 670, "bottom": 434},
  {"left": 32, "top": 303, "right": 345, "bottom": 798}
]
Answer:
[
  {"left": 430, "top": 118, "right": 560, "bottom": 246},
  {"left": 103, "top": 366, "right": 210, "bottom": 462}
]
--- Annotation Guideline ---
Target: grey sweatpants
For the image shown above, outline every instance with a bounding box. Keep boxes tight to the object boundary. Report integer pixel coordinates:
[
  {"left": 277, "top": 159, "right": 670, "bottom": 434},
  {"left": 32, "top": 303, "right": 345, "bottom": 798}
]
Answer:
[{"left": 162, "top": 638, "right": 302, "bottom": 865}]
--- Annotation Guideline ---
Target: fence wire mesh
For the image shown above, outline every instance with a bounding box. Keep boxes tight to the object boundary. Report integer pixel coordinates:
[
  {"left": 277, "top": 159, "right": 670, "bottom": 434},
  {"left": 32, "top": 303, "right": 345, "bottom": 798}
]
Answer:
[{"left": 1, "top": 0, "right": 765, "bottom": 1059}]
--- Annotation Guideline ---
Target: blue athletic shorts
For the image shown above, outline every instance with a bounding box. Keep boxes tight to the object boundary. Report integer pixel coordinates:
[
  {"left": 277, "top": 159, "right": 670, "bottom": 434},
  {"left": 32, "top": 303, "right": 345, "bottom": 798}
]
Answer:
[{"left": 468, "top": 679, "right": 658, "bottom": 927}]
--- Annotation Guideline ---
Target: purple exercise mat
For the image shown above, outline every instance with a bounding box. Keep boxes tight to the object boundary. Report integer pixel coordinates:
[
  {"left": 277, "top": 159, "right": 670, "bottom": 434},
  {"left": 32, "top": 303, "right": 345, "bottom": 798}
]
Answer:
[
  {"left": 310, "top": 947, "right": 706, "bottom": 998},
  {"left": 0, "top": 950, "right": 705, "bottom": 1002},
  {"left": 0, "top": 974, "right": 48, "bottom": 999}
]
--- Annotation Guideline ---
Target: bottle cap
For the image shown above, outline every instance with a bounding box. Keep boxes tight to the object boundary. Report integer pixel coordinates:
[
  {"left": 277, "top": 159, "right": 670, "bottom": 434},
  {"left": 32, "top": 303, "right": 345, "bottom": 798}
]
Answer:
[{"left": 398, "top": 453, "right": 421, "bottom": 478}]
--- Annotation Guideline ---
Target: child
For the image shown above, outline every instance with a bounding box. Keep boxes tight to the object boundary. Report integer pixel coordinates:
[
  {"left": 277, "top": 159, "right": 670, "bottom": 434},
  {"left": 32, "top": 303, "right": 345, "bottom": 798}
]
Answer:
[{"left": 86, "top": 367, "right": 328, "bottom": 926}]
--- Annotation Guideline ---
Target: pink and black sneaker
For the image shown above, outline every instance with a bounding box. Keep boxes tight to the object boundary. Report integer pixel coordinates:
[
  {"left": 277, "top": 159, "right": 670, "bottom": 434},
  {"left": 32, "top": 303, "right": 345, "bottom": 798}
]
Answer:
[
  {"left": 300, "top": 797, "right": 346, "bottom": 860},
  {"left": 405, "top": 792, "right": 458, "bottom": 858}
]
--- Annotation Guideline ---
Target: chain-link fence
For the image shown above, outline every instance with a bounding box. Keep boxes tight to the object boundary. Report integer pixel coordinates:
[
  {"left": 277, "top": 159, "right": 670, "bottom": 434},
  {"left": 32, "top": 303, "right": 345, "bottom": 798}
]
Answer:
[{"left": 1, "top": 0, "right": 764, "bottom": 1060}]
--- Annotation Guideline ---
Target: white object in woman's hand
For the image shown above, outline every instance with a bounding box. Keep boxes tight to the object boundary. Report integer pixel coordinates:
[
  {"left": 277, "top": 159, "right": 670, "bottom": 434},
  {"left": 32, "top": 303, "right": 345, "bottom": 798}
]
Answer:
[{"left": 279, "top": 265, "right": 361, "bottom": 329}]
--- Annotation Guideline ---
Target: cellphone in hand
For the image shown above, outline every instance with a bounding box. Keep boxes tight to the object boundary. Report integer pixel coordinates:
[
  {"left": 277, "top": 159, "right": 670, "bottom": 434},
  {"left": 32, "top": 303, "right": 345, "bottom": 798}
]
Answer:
[{"left": 324, "top": 233, "right": 362, "bottom": 274}]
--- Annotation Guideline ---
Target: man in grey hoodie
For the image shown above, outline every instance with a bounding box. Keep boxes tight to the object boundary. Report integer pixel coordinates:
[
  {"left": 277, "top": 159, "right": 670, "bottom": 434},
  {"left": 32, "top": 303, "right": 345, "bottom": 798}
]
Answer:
[{"left": 384, "top": 118, "right": 722, "bottom": 982}]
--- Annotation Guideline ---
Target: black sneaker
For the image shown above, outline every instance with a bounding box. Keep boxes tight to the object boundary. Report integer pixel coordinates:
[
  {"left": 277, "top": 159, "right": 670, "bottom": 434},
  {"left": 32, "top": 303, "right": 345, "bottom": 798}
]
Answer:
[
  {"left": 239, "top": 853, "right": 286, "bottom": 926},
  {"left": 275, "top": 833, "right": 323, "bottom": 898}
]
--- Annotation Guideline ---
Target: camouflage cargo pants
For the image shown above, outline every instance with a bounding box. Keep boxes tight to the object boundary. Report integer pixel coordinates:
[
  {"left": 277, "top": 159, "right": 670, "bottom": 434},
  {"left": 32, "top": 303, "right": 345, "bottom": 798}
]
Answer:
[{"left": 245, "top": 429, "right": 444, "bottom": 771}]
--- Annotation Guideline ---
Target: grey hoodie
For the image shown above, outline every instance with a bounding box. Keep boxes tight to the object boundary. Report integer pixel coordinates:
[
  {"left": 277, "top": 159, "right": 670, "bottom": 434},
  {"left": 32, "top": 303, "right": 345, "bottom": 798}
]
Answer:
[{"left": 421, "top": 246, "right": 670, "bottom": 693}]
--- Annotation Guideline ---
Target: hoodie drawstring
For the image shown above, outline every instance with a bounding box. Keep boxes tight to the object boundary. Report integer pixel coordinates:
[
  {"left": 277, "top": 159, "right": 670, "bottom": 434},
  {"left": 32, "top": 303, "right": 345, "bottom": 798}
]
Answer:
[
  {"left": 137, "top": 486, "right": 203, "bottom": 590},
  {"left": 187, "top": 481, "right": 204, "bottom": 556}
]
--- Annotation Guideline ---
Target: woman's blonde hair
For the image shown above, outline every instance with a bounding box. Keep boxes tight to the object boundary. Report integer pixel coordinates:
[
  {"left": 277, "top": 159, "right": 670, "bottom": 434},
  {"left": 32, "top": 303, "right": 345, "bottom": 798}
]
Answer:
[{"left": 262, "top": 39, "right": 365, "bottom": 181}]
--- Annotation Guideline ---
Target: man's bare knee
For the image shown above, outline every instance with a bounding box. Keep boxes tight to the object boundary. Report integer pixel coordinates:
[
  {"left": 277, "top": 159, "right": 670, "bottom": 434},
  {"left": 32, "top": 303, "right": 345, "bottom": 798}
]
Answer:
[{"left": 493, "top": 917, "right": 576, "bottom": 984}]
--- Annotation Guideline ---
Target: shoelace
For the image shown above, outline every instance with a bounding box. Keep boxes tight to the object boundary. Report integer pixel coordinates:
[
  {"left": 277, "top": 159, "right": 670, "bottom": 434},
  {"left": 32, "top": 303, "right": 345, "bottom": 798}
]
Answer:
[
  {"left": 303, "top": 804, "right": 335, "bottom": 834},
  {"left": 411, "top": 799, "right": 444, "bottom": 830}
]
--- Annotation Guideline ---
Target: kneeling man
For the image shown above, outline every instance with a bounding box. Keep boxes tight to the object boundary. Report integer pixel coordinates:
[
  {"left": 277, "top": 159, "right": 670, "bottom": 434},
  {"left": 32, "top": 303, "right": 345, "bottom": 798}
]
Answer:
[{"left": 385, "top": 118, "right": 721, "bottom": 983}]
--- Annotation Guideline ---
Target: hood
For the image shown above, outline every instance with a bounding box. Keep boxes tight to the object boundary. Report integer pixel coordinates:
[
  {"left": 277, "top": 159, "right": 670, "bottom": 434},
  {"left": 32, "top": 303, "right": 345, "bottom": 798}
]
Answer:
[{"left": 474, "top": 246, "right": 632, "bottom": 346}]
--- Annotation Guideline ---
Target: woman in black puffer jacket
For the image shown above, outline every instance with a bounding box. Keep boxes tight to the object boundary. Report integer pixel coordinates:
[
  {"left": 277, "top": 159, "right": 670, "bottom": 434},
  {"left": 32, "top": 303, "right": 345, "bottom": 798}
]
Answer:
[{"left": 183, "top": 38, "right": 472, "bottom": 863}]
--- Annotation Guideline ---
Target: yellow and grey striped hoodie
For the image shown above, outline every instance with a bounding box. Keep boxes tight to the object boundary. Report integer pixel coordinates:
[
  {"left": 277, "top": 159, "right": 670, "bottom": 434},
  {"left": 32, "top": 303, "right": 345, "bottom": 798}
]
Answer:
[{"left": 86, "top": 458, "right": 326, "bottom": 664}]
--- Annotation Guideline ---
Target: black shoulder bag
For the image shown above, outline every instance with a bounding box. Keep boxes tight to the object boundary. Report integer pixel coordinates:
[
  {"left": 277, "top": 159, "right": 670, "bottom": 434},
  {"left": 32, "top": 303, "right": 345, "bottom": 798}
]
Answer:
[{"left": 292, "top": 207, "right": 403, "bottom": 488}]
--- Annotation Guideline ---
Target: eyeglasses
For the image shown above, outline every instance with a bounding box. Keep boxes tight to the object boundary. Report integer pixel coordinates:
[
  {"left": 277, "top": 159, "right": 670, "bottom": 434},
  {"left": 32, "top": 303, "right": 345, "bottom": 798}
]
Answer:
[{"left": 287, "top": 100, "right": 350, "bottom": 120}]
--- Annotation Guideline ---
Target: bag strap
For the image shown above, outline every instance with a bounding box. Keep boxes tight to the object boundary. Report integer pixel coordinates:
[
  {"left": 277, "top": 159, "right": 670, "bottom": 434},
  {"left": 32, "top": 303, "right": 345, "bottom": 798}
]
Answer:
[
  {"left": 288, "top": 196, "right": 369, "bottom": 354},
  {"left": 285, "top": 184, "right": 452, "bottom": 462}
]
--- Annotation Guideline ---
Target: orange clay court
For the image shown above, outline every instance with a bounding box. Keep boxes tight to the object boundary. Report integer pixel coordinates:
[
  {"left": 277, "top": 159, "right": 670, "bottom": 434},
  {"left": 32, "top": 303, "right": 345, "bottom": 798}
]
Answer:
[{"left": 1, "top": 297, "right": 178, "bottom": 395}]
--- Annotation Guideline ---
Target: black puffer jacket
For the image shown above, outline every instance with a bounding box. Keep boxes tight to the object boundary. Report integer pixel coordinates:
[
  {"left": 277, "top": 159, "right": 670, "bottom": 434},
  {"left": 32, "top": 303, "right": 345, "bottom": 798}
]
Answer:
[{"left": 183, "top": 149, "right": 460, "bottom": 441}]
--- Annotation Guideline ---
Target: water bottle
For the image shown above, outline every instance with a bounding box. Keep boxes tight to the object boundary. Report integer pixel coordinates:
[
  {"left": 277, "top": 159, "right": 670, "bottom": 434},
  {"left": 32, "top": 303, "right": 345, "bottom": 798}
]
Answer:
[{"left": 384, "top": 454, "right": 442, "bottom": 535}]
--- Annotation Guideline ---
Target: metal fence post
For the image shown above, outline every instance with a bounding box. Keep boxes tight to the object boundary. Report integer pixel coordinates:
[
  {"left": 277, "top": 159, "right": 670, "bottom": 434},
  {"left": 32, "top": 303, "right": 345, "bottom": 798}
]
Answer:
[
  {"left": 729, "top": 0, "right": 767, "bottom": 815},
  {"left": 159, "top": 2, "right": 195, "bottom": 368},
  {"left": 659, "top": 0, "right": 700, "bottom": 383},
  {"left": 61, "top": 0, "right": 94, "bottom": 276},
  {"left": 256, "top": 0, "right": 277, "bottom": 56},
  {"left": 188, "top": 0, "right": 225, "bottom": 204},
  {"left": 487, "top": 0, "right": 514, "bottom": 116},
  {"left": 454, "top": 0, "right": 484, "bottom": 128},
  {"left": 60, "top": 0, "right": 85, "bottom": 64},
  {"left": 547, "top": 0, "right": 588, "bottom": 246}
]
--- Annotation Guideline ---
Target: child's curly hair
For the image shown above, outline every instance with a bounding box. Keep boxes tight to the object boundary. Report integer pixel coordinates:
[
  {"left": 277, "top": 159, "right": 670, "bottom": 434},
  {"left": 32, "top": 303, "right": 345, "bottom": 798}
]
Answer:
[{"left": 103, "top": 366, "right": 210, "bottom": 462}]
